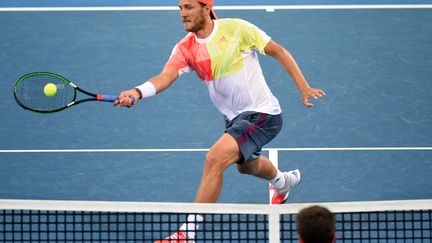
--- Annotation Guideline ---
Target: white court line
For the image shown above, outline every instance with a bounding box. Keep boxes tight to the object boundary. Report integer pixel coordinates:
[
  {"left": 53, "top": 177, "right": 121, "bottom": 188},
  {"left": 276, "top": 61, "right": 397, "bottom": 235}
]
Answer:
[
  {"left": 269, "top": 147, "right": 432, "bottom": 151},
  {"left": 0, "top": 4, "right": 432, "bottom": 12},
  {"left": 0, "top": 147, "right": 431, "bottom": 153}
]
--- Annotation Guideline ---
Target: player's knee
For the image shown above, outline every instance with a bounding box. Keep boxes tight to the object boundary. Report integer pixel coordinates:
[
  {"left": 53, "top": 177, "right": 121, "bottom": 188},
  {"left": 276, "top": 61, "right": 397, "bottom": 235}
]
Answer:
[
  {"left": 204, "top": 151, "right": 234, "bottom": 174},
  {"left": 204, "top": 152, "right": 223, "bottom": 173}
]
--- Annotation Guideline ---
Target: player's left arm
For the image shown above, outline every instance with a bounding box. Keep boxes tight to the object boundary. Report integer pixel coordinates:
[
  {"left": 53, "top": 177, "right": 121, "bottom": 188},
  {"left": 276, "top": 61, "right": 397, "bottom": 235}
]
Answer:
[{"left": 264, "top": 40, "right": 326, "bottom": 108}]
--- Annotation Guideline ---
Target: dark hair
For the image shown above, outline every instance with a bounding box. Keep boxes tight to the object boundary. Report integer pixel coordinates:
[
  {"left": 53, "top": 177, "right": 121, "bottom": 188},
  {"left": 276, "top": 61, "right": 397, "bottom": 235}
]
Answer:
[{"left": 296, "top": 206, "right": 336, "bottom": 243}]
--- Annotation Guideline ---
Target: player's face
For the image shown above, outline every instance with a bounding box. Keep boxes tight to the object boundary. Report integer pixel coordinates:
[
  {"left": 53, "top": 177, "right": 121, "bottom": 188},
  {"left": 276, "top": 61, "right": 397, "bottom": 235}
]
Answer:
[{"left": 178, "top": 0, "right": 207, "bottom": 33}]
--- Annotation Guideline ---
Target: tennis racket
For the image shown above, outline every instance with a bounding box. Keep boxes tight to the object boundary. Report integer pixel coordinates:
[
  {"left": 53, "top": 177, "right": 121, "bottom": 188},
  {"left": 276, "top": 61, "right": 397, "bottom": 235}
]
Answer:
[{"left": 13, "top": 72, "right": 134, "bottom": 113}]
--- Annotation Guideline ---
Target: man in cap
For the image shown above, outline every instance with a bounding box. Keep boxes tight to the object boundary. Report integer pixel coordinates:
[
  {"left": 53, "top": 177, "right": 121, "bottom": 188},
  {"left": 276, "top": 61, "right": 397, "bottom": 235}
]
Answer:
[{"left": 115, "top": 0, "right": 325, "bottom": 241}]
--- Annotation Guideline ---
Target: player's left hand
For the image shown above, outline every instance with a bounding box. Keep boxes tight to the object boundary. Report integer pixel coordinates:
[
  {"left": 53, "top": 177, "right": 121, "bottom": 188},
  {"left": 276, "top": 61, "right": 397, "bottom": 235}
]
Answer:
[{"left": 301, "top": 88, "right": 326, "bottom": 108}]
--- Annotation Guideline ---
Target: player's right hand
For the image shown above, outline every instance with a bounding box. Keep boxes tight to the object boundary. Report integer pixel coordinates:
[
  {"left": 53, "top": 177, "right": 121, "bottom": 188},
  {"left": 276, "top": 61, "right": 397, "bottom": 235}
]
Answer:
[{"left": 114, "top": 89, "right": 140, "bottom": 107}]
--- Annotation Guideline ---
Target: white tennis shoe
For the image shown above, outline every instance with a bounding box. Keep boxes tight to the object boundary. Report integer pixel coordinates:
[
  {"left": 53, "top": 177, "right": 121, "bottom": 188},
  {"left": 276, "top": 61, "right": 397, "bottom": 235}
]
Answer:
[{"left": 271, "top": 169, "right": 301, "bottom": 204}]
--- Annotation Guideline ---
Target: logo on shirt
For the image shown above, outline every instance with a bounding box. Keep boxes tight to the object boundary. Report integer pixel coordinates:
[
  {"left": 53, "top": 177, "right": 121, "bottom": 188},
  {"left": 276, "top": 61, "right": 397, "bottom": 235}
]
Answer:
[{"left": 219, "top": 35, "right": 227, "bottom": 43}]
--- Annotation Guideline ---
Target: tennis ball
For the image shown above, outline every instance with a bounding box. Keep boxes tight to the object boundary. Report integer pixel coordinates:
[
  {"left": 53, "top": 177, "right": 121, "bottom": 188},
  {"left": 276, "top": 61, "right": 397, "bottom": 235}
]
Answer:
[{"left": 43, "top": 83, "right": 57, "bottom": 97}]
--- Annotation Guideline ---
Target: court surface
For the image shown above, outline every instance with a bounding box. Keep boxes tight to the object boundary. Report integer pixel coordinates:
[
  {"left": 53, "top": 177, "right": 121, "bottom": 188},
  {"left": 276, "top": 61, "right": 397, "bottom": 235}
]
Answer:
[{"left": 0, "top": 1, "right": 431, "bottom": 204}]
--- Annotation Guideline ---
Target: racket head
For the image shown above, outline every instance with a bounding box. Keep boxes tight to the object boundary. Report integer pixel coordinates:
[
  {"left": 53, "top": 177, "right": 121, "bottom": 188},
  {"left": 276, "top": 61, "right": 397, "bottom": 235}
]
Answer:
[{"left": 14, "top": 72, "right": 77, "bottom": 113}]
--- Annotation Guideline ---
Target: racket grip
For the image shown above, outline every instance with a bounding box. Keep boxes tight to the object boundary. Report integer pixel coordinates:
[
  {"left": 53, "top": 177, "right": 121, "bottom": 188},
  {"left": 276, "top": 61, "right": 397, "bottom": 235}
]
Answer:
[{"left": 97, "top": 95, "right": 135, "bottom": 105}]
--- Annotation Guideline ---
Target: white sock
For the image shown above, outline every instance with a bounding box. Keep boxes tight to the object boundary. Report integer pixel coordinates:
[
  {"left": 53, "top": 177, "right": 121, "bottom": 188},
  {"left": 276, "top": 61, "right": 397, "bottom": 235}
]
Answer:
[
  {"left": 269, "top": 170, "right": 286, "bottom": 190},
  {"left": 179, "top": 214, "right": 204, "bottom": 239}
]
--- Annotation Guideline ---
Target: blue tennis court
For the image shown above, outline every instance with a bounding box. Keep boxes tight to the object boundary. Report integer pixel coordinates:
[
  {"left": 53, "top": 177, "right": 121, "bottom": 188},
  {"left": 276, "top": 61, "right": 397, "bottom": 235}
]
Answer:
[{"left": 0, "top": 0, "right": 431, "bottom": 205}]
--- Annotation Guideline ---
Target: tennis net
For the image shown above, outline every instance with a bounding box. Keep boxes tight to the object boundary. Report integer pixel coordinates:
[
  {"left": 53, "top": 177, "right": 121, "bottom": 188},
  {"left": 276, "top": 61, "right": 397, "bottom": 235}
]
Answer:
[{"left": 0, "top": 199, "right": 431, "bottom": 242}]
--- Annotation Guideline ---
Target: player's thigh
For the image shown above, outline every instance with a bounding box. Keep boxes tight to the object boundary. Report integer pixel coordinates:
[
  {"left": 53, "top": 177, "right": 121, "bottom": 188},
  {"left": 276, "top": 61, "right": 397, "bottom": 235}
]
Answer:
[{"left": 206, "top": 133, "right": 241, "bottom": 169}]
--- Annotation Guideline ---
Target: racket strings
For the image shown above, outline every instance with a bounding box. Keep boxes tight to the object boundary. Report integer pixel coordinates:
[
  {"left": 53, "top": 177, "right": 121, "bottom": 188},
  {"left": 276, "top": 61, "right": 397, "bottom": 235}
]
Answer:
[{"left": 14, "top": 74, "right": 76, "bottom": 112}]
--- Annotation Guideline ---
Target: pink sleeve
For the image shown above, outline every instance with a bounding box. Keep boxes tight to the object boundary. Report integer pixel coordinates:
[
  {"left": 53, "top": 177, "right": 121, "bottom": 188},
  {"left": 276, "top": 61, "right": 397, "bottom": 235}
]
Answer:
[{"left": 164, "top": 44, "right": 192, "bottom": 75}]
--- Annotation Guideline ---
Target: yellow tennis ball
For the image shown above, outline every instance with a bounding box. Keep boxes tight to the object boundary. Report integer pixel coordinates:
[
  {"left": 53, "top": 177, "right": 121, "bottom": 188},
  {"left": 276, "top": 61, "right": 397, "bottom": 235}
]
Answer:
[{"left": 44, "top": 83, "right": 57, "bottom": 97}]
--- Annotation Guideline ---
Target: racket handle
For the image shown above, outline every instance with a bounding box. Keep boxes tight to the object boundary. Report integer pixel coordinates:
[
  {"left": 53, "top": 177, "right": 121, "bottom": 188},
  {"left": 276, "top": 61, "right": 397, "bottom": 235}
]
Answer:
[{"left": 97, "top": 95, "right": 135, "bottom": 105}]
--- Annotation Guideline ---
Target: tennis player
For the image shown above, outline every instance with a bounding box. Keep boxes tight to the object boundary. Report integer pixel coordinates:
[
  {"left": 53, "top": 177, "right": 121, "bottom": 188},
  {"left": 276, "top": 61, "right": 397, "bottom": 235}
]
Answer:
[{"left": 115, "top": 0, "right": 325, "bottom": 241}]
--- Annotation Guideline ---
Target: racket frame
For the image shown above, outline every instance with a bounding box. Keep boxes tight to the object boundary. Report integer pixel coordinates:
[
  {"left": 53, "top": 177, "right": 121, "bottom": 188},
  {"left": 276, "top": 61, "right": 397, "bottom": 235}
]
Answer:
[{"left": 14, "top": 72, "right": 120, "bottom": 113}]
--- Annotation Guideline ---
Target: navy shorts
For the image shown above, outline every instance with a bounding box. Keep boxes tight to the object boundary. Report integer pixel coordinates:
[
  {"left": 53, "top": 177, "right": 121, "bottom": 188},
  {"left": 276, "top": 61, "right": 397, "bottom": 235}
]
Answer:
[{"left": 224, "top": 111, "right": 283, "bottom": 163}]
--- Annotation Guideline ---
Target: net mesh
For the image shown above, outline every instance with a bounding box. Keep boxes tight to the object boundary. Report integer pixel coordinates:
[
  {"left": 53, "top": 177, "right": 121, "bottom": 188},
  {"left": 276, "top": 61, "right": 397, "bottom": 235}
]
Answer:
[
  {"left": 0, "top": 199, "right": 431, "bottom": 242},
  {"left": 0, "top": 211, "right": 267, "bottom": 242},
  {"left": 282, "top": 210, "right": 432, "bottom": 242}
]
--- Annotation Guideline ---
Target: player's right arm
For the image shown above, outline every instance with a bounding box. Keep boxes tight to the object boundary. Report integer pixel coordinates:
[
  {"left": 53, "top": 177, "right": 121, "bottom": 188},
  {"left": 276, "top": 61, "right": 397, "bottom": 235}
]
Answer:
[{"left": 114, "top": 66, "right": 179, "bottom": 107}]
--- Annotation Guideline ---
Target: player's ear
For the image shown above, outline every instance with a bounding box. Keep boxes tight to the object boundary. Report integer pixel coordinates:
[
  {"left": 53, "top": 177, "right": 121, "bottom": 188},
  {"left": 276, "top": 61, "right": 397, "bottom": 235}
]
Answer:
[
  {"left": 202, "top": 4, "right": 211, "bottom": 17},
  {"left": 332, "top": 233, "right": 337, "bottom": 242}
]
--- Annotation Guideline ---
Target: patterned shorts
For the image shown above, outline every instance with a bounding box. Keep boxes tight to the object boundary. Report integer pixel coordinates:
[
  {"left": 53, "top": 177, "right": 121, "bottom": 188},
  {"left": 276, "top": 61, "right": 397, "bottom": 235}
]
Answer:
[{"left": 225, "top": 111, "right": 283, "bottom": 163}]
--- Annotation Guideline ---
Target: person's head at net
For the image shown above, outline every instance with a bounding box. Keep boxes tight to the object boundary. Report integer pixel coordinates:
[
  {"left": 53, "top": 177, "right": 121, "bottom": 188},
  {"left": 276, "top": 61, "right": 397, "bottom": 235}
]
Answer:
[
  {"left": 297, "top": 206, "right": 336, "bottom": 243},
  {"left": 178, "top": 0, "right": 217, "bottom": 34}
]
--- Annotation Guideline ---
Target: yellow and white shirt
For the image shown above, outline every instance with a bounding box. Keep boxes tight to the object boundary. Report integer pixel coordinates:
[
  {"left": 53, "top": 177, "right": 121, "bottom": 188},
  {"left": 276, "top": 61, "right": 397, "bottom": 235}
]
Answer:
[{"left": 166, "top": 18, "right": 281, "bottom": 120}]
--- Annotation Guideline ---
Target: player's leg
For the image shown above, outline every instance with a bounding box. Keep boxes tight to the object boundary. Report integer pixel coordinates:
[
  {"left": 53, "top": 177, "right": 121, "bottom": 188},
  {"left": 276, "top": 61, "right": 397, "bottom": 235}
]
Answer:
[
  {"left": 194, "top": 132, "right": 241, "bottom": 203},
  {"left": 228, "top": 111, "right": 301, "bottom": 205},
  {"left": 155, "top": 133, "right": 241, "bottom": 242},
  {"left": 237, "top": 155, "right": 301, "bottom": 204},
  {"left": 236, "top": 155, "right": 277, "bottom": 180}
]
